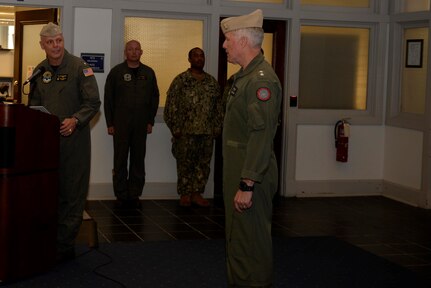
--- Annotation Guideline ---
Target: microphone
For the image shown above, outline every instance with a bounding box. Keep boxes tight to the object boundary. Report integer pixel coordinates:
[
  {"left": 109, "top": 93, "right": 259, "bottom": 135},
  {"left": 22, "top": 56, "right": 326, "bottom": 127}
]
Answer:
[{"left": 23, "top": 66, "right": 46, "bottom": 85}]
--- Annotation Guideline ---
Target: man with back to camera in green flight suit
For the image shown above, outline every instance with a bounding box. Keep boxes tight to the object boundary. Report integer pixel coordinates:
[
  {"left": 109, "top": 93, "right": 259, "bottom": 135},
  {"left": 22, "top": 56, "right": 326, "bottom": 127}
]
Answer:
[{"left": 221, "top": 9, "right": 282, "bottom": 287}]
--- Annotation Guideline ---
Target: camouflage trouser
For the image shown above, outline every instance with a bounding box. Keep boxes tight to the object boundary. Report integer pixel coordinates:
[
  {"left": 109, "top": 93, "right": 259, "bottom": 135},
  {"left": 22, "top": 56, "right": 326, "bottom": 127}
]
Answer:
[{"left": 172, "top": 135, "right": 213, "bottom": 196}]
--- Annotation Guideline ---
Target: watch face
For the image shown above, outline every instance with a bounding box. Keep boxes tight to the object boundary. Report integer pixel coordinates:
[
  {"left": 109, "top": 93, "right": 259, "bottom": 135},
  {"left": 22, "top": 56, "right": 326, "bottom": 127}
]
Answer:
[{"left": 239, "top": 181, "right": 253, "bottom": 191}]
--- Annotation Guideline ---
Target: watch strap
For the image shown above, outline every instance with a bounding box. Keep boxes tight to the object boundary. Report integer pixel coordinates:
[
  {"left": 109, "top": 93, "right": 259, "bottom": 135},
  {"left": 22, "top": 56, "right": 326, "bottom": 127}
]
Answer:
[{"left": 239, "top": 180, "right": 254, "bottom": 192}]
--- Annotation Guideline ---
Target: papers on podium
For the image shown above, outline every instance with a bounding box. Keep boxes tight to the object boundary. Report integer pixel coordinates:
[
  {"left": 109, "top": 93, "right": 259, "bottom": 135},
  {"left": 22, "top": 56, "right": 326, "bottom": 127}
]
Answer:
[{"left": 30, "top": 106, "right": 50, "bottom": 114}]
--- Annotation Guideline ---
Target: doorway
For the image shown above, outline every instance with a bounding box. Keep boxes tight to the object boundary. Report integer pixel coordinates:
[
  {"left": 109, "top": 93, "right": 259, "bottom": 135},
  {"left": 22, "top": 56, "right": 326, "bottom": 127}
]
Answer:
[
  {"left": 215, "top": 19, "right": 286, "bottom": 207},
  {"left": 14, "top": 8, "right": 58, "bottom": 104},
  {"left": 0, "top": 6, "right": 59, "bottom": 104}
]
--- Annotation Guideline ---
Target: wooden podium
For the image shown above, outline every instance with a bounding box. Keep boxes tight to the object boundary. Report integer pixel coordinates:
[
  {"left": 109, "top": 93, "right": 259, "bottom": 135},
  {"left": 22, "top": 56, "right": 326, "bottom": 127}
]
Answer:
[{"left": 0, "top": 103, "right": 60, "bottom": 282}]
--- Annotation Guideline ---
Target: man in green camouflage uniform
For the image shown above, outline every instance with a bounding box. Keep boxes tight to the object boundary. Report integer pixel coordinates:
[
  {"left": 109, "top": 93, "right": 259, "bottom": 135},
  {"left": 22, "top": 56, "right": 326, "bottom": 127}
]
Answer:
[
  {"left": 164, "top": 47, "right": 223, "bottom": 207},
  {"left": 29, "top": 23, "right": 101, "bottom": 262},
  {"left": 221, "top": 10, "right": 282, "bottom": 287}
]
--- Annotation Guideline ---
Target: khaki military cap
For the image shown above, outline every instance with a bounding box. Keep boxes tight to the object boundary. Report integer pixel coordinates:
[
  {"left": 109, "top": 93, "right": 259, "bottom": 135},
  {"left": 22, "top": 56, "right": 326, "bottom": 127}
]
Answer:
[
  {"left": 40, "top": 22, "right": 62, "bottom": 37},
  {"left": 221, "top": 9, "right": 263, "bottom": 34}
]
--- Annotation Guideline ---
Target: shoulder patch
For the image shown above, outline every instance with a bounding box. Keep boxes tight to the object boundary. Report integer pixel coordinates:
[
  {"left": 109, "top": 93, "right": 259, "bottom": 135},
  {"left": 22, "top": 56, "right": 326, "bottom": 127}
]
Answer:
[
  {"left": 256, "top": 87, "right": 271, "bottom": 101},
  {"left": 83, "top": 67, "right": 94, "bottom": 77}
]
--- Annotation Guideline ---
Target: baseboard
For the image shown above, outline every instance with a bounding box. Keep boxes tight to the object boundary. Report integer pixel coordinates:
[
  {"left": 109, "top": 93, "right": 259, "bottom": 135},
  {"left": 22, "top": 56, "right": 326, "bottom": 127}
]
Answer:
[
  {"left": 286, "top": 179, "right": 383, "bottom": 198},
  {"left": 88, "top": 182, "right": 214, "bottom": 200},
  {"left": 88, "top": 182, "right": 178, "bottom": 200},
  {"left": 88, "top": 180, "right": 429, "bottom": 209},
  {"left": 283, "top": 179, "right": 430, "bottom": 209},
  {"left": 382, "top": 181, "right": 429, "bottom": 208}
]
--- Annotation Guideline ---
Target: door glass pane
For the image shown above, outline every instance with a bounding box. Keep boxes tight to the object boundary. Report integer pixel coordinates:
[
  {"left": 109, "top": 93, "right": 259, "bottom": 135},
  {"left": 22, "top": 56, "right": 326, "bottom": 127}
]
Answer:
[
  {"left": 21, "top": 24, "right": 45, "bottom": 105},
  {"left": 299, "top": 25, "right": 369, "bottom": 109},
  {"left": 401, "top": 27, "right": 428, "bottom": 114},
  {"left": 227, "top": 33, "right": 273, "bottom": 78},
  {"left": 0, "top": 25, "right": 14, "bottom": 49},
  {"left": 125, "top": 17, "right": 203, "bottom": 107},
  {"left": 401, "top": 0, "right": 430, "bottom": 12},
  {"left": 228, "top": 0, "right": 283, "bottom": 3},
  {"left": 301, "top": 0, "right": 369, "bottom": 8}
]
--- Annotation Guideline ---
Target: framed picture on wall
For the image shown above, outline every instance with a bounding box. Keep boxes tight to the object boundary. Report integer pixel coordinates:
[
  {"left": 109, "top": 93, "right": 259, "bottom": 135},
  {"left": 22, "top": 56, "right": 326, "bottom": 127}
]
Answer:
[
  {"left": 0, "top": 77, "right": 12, "bottom": 99},
  {"left": 405, "top": 39, "right": 423, "bottom": 68}
]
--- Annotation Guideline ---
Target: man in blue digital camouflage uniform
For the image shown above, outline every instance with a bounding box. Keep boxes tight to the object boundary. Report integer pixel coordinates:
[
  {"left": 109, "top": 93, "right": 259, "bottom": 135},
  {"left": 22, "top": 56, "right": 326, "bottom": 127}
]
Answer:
[
  {"left": 221, "top": 10, "right": 282, "bottom": 287},
  {"left": 29, "top": 22, "right": 101, "bottom": 262}
]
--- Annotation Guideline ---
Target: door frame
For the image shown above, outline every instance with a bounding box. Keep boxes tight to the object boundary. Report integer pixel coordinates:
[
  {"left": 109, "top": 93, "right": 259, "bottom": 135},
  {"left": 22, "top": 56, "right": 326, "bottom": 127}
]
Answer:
[{"left": 13, "top": 8, "right": 58, "bottom": 103}]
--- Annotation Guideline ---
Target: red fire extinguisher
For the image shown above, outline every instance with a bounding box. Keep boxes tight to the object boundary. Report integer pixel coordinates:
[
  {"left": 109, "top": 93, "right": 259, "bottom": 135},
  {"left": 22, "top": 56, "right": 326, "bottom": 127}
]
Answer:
[{"left": 334, "top": 119, "right": 350, "bottom": 162}]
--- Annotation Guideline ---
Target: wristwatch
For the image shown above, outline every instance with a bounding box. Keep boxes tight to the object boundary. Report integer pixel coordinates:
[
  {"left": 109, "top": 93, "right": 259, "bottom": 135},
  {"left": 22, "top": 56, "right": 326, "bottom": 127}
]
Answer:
[{"left": 239, "top": 180, "right": 254, "bottom": 192}]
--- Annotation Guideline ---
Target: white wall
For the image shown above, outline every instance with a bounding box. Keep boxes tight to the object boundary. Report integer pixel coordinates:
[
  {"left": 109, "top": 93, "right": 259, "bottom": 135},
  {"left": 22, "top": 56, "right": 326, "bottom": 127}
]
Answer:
[
  {"left": 69, "top": 4, "right": 429, "bottom": 207},
  {"left": 296, "top": 125, "right": 385, "bottom": 180},
  {"left": 294, "top": 124, "right": 424, "bottom": 203},
  {"left": 73, "top": 7, "right": 213, "bottom": 200},
  {"left": 384, "top": 126, "right": 423, "bottom": 189},
  {"left": 73, "top": 8, "right": 115, "bottom": 199},
  {"left": 0, "top": 0, "right": 427, "bottom": 207}
]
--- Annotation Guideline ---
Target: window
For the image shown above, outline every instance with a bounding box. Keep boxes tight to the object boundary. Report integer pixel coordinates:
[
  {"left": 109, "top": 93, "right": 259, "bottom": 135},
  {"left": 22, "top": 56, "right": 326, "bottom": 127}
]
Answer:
[
  {"left": 228, "top": 0, "right": 283, "bottom": 3},
  {"left": 124, "top": 17, "right": 203, "bottom": 106},
  {"left": 299, "top": 25, "right": 370, "bottom": 110},
  {"left": 400, "top": 0, "right": 430, "bottom": 12},
  {"left": 301, "top": 0, "right": 369, "bottom": 8}
]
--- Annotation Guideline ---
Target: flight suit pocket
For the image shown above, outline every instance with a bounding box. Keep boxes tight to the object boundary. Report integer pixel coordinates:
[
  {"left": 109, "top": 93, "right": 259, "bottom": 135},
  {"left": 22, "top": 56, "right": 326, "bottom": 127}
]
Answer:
[{"left": 247, "top": 102, "right": 265, "bottom": 130}]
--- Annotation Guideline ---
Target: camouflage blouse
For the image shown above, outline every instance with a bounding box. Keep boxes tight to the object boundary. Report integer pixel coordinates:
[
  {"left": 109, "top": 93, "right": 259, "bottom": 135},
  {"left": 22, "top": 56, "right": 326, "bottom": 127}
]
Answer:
[{"left": 164, "top": 69, "right": 223, "bottom": 136}]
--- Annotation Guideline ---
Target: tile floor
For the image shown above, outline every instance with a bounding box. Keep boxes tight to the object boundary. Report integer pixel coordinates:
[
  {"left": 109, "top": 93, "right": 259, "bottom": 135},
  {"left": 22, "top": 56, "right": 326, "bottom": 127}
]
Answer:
[{"left": 82, "top": 196, "right": 431, "bottom": 282}]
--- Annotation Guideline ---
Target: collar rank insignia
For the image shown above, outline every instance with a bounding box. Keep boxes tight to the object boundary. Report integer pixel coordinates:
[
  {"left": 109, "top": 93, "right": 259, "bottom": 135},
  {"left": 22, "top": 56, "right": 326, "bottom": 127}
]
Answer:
[
  {"left": 256, "top": 87, "right": 271, "bottom": 101},
  {"left": 229, "top": 85, "right": 238, "bottom": 98}
]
